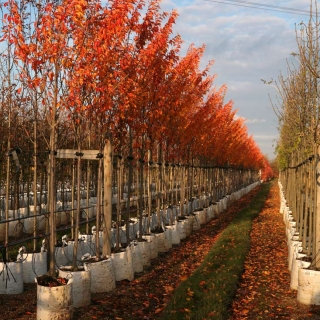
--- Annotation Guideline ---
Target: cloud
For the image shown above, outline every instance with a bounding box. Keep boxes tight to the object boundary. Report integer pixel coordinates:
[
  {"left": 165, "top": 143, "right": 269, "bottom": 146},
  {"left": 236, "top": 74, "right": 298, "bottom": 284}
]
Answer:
[
  {"left": 233, "top": 115, "right": 266, "bottom": 123},
  {"left": 159, "top": 0, "right": 305, "bottom": 158},
  {"left": 246, "top": 118, "right": 267, "bottom": 124}
]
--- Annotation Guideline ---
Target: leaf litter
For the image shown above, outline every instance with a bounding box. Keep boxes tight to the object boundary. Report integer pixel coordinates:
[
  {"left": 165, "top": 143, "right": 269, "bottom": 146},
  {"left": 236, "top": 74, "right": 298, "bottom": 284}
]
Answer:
[{"left": 230, "top": 181, "right": 320, "bottom": 320}]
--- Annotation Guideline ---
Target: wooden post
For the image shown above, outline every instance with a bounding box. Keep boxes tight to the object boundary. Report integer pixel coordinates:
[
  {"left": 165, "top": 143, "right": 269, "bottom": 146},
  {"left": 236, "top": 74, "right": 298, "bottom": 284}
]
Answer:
[
  {"left": 115, "top": 156, "right": 122, "bottom": 250},
  {"left": 72, "top": 149, "right": 82, "bottom": 271},
  {"left": 95, "top": 155, "right": 102, "bottom": 259},
  {"left": 102, "top": 140, "right": 112, "bottom": 257},
  {"left": 156, "top": 151, "right": 162, "bottom": 230},
  {"left": 33, "top": 149, "right": 38, "bottom": 252},
  {"left": 180, "top": 165, "right": 185, "bottom": 216},
  {"left": 86, "top": 161, "right": 91, "bottom": 234},
  {"left": 138, "top": 153, "right": 144, "bottom": 241}
]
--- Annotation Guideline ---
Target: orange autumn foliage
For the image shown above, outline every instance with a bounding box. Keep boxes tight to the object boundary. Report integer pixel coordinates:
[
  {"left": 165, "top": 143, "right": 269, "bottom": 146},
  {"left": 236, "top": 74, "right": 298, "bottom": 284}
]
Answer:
[{"left": 2, "top": 0, "right": 271, "bottom": 172}]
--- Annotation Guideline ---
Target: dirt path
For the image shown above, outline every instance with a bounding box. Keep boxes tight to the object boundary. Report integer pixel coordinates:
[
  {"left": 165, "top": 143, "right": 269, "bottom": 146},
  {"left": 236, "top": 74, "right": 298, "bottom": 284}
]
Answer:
[{"left": 230, "top": 181, "right": 320, "bottom": 320}]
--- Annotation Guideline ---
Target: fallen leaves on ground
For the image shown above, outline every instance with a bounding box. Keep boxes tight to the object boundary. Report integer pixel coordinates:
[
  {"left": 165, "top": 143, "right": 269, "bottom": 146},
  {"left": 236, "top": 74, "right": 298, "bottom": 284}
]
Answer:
[{"left": 230, "top": 181, "right": 320, "bottom": 320}]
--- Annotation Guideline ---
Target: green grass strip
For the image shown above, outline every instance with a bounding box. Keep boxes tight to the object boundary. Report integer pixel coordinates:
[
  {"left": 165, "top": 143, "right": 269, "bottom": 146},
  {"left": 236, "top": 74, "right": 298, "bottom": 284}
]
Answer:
[{"left": 160, "top": 182, "right": 272, "bottom": 320}]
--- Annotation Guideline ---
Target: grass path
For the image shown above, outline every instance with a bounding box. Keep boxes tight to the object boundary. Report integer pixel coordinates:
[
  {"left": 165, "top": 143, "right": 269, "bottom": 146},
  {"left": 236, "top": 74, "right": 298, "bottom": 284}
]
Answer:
[{"left": 160, "top": 182, "right": 271, "bottom": 320}]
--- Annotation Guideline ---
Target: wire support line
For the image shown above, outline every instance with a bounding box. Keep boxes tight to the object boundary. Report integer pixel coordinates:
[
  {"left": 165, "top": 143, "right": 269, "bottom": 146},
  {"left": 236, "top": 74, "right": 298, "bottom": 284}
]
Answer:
[
  {"left": 208, "top": 0, "right": 310, "bottom": 13},
  {"left": 279, "top": 154, "right": 315, "bottom": 171},
  {"left": 204, "top": 0, "right": 315, "bottom": 16}
]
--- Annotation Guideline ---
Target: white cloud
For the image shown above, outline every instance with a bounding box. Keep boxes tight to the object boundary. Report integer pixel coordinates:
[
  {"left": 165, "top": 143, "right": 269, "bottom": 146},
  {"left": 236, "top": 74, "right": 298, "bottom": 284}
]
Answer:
[
  {"left": 233, "top": 115, "right": 266, "bottom": 123},
  {"left": 246, "top": 119, "right": 267, "bottom": 124},
  {"left": 159, "top": 0, "right": 305, "bottom": 158}
]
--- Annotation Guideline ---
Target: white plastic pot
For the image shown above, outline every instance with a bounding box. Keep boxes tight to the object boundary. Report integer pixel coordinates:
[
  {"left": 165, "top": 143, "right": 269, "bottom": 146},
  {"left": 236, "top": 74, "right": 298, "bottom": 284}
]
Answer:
[
  {"left": 8, "top": 219, "right": 23, "bottom": 238},
  {"left": 79, "top": 236, "right": 95, "bottom": 256},
  {"left": 288, "top": 241, "right": 302, "bottom": 271},
  {"left": 60, "top": 211, "right": 68, "bottom": 225},
  {"left": 54, "top": 246, "right": 71, "bottom": 267},
  {"left": 183, "top": 216, "right": 193, "bottom": 236},
  {"left": 137, "top": 240, "right": 151, "bottom": 267},
  {"left": 20, "top": 211, "right": 33, "bottom": 234},
  {"left": 192, "top": 215, "right": 201, "bottom": 231},
  {"left": 37, "top": 213, "right": 46, "bottom": 232},
  {"left": 288, "top": 234, "right": 300, "bottom": 245},
  {"left": 177, "top": 220, "right": 187, "bottom": 240},
  {"left": 189, "top": 215, "right": 195, "bottom": 233},
  {"left": 143, "top": 235, "right": 158, "bottom": 259},
  {"left": 66, "top": 241, "right": 83, "bottom": 262},
  {"left": 213, "top": 204, "right": 219, "bottom": 217},
  {"left": 280, "top": 201, "right": 285, "bottom": 214},
  {"left": 164, "top": 227, "right": 173, "bottom": 249},
  {"left": 217, "top": 201, "right": 223, "bottom": 214},
  {"left": 297, "top": 268, "right": 320, "bottom": 305},
  {"left": 22, "top": 252, "right": 47, "bottom": 283},
  {"left": 202, "top": 209, "right": 208, "bottom": 224},
  {"left": 207, "top": 206, "right": 214, "bottom": 220},
  {"left": 36, "top": 278, "right": 73, "bottom": 319},
  {"left": 84, "top": 257, "right": 115, "bottom": 293},
  {"left": 285, "top": 214, "right": 293, "bottom": 230},
  {"left": 0, "top": 262, "right": 23, "bottom": 294},
  {"left": 286, "top": 226, "right": 296, "bottom": 242},
  {"left": 153, "top": 232, "right": 169, "bottom": 253},
  {"left": 195, "top": 210, "right": 206, "bottom": 225},
  {"left": 59, "top": 268, "right": 91, "bottom": 308},
  {"left": 290, "top": 255, "right": 311, "bottom": 290},
  {"left": 170, "top": 224, "right": 180, "bottom": 245},
  {"left": 131, "top": 242, "right": 143, "bottom": 273},
  {"left": 111, "top": 246, "right": 134, "bottom": 281}
]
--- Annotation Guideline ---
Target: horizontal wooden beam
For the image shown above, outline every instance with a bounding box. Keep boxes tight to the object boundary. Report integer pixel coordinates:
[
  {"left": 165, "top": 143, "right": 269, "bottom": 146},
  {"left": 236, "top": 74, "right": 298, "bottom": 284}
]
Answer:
[{"left": 56, "top": 149, "right": 102, "bottom": 160}]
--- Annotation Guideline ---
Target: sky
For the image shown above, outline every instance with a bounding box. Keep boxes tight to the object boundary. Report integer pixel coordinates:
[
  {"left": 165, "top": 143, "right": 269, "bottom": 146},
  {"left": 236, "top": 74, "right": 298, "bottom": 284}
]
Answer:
[{"left": 158, "top": 0, "right": 312, "bottom": 160}]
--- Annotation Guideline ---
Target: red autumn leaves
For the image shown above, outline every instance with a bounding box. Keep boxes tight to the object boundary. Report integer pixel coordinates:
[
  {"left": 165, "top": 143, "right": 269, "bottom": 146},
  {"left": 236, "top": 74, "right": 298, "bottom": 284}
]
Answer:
[{"left": 2, "top": 0, "right": 272, "bottom": 174}]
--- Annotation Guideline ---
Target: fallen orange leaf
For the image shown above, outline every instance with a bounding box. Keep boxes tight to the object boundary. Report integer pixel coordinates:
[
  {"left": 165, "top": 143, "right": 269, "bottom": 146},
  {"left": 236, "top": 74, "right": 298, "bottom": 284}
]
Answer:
[
  {"left": 154, "top": 308, "right": 163, "bottom": 314},
  {"left": 164, "top": 285, "right": 174, "bottom": 292}
]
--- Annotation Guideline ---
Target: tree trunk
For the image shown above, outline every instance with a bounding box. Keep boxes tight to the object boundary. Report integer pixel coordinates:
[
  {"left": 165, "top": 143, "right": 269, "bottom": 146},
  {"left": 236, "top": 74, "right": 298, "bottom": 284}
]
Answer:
[{"left": 102, "top": 140, "right": 112, "bottom": 257}]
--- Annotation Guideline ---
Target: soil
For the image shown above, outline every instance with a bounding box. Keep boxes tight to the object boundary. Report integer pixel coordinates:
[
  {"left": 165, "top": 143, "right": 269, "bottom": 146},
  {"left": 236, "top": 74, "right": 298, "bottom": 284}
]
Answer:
[{"left": 0, "top": 181, "right": 319, "bottom": 319}]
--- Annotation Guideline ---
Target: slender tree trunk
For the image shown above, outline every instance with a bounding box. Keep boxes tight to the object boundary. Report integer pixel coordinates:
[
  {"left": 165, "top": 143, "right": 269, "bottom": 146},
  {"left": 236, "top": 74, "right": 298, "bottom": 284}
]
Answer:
[
  {"left": 102, "top": 139, "right": 112, "bottom": 257},
  {"left": 147, "top": 150, "right": 152, "bottom": 233},
  {"left": 138, "top": 147, "right": 144, "bottom": 240},
  {"left": 48, "top": 64, "right": 59, "bottom": 277},
  {"left": 115, "top": 156, "right": 123, "bottom": 250},
  {"left": 95, "top": 154, "right": 102, "bottom": 260},
  {"left": 126, "top": 131, "right": 133, "bottom": 244},
  {"left": 71, "top": 161, "right": 75, "bottom": 240},
  {"left": 180, "top": 166, "right": 185, "bottom": 217}
]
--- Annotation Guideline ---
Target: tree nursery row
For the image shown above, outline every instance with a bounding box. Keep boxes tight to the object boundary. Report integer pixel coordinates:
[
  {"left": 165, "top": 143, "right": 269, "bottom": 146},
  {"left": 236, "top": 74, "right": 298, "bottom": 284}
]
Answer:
[
  {"left": 271, "top": 1, "right": 320, "bottom": 308},
  {"left": 0, "top": 0, "right": 273, "bottom": 318}
]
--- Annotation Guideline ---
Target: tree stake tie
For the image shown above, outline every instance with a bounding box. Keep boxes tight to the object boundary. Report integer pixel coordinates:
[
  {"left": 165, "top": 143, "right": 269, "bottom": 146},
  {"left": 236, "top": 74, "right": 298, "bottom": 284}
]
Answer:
[{"left": 0, "top": 247, "right": 17, "bottom": 289}]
